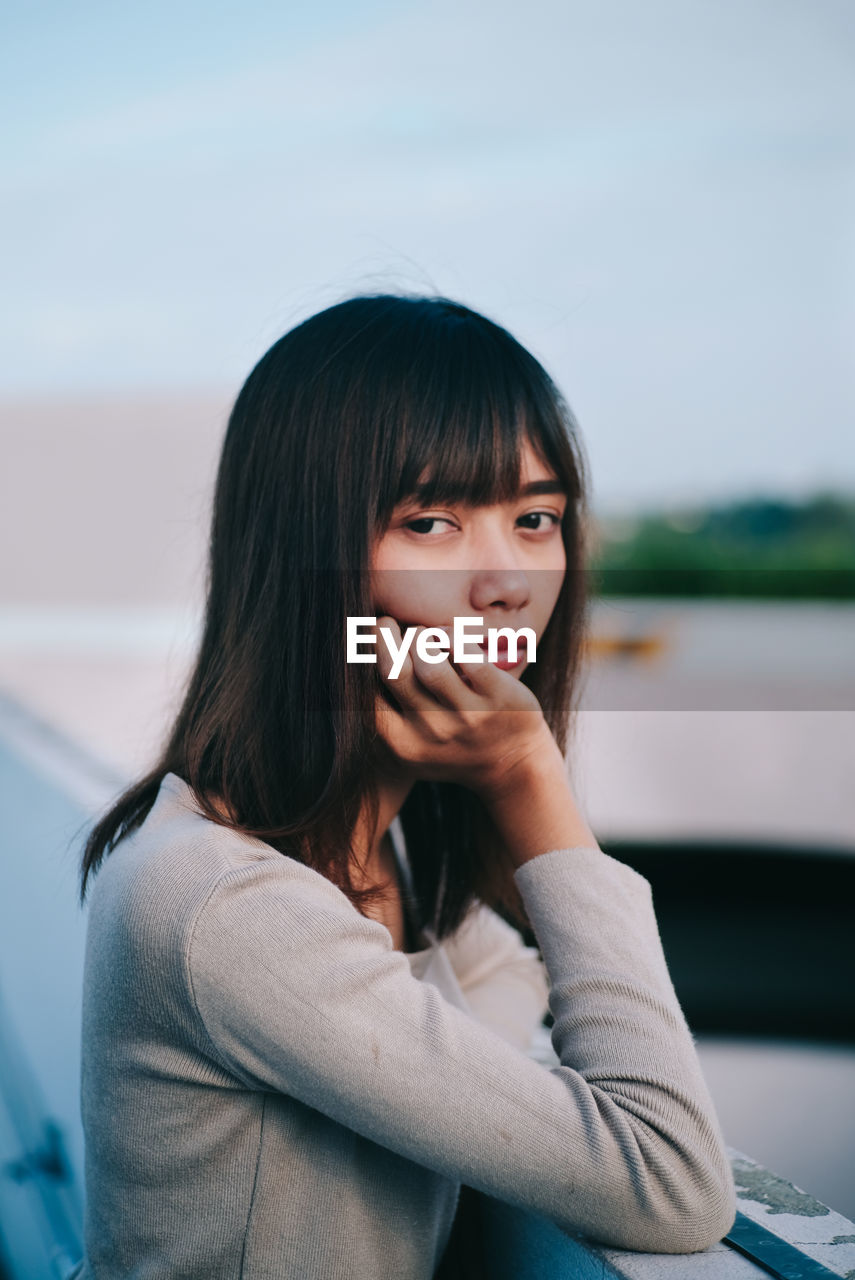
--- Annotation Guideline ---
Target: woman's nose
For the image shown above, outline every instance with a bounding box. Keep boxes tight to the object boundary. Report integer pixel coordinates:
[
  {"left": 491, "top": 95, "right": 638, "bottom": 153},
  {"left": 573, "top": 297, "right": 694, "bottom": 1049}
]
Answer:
[{"left": 469, "top": 568, "right": 531, "bottom": 613}]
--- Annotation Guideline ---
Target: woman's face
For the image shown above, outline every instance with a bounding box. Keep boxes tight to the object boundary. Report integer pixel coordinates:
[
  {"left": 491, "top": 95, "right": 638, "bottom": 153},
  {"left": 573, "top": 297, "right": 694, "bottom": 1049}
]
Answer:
[{"left": 369, "top": 437, "right": 567, "bottom": 678}]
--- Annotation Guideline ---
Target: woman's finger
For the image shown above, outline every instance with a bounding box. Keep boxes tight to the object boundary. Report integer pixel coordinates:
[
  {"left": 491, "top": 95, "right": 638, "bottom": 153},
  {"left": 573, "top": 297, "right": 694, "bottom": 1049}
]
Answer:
[
  {"left": 374, "top": 617, "right": 408, "bottom": 682},
  {"left": 374, "top": 617, "right": 427, "bottom": 715},
  {"left": 373, "top": 690, "right": 425, "bottom": 765},
  {"left": 407, "top": 626, "right": 483, "bottom": 711},
  {"left": 452, "top": 646, "right": 543, "bottom": 715},
  {"left": 375, "top": 618, "right": 473, "bottom": 713}
]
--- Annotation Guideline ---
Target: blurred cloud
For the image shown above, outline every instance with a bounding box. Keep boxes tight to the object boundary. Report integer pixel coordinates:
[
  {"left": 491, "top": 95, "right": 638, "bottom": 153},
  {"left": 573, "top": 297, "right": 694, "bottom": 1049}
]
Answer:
[{"left": 1, "top": 0, "right": 853, "bottom": 506}]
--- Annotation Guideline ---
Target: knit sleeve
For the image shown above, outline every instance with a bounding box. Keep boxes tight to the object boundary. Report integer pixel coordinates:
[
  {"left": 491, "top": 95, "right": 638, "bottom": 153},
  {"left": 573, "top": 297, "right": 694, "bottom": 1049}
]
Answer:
[
  {"left": 440, "top": 902, "right": 548, "bottom": 1051},
  {"left": 186, "top": 845, "right": 735, "bottom": 1255}
]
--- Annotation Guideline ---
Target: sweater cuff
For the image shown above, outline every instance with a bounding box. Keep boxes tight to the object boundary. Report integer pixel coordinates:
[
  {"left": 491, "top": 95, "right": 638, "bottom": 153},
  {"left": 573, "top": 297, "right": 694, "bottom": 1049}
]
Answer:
[
  {"left": 512, "top": 844, "right": 651, "bottom": 901},
  {"left": 512, "top": 846, "right": 675, "bottom": 996}
]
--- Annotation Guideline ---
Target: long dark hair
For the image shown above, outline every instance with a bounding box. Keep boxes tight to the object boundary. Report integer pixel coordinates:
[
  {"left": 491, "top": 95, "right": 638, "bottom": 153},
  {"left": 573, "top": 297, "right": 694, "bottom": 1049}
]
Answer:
[{"left": 79, "top": 294, "right": 592, "bottom": 938}]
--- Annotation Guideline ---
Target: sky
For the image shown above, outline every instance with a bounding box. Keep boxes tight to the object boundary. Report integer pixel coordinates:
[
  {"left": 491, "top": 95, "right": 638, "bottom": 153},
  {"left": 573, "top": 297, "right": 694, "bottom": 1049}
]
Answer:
[{"left": 2, "top": 0, "right": 853, "bottom": 510}]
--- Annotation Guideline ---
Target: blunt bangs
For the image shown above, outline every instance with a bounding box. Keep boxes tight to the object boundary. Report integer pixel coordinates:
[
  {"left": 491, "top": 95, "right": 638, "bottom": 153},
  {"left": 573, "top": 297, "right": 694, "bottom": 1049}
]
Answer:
[{"left": 359, "top": 297, "right": 580, "bottom": 531}]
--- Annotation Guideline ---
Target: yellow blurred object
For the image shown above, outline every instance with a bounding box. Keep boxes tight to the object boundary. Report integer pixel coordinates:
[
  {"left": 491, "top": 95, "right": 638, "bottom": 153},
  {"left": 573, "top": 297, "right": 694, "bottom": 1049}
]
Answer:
[{"left": 583, "top": 632, "right": 670, "bottom": 662}]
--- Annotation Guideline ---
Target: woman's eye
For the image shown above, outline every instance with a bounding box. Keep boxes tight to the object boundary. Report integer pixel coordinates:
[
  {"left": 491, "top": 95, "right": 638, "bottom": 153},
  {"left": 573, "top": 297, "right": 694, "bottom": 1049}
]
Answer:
[
  {"left": 403, "top": 516, "right": 456, "bottom": 536},
  {"left": 517, "top": 511, "right": 561, "bottom": 532},
  {"left": 401, "top": 511, "right": 561, "bottom": 537}
]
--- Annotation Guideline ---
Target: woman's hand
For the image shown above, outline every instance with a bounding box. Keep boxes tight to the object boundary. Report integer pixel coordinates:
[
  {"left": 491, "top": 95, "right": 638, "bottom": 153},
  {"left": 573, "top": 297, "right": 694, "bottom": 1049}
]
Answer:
[
  {"left": 372, "top": 617, "right": 560, "bottom": 801},
  {"left": 372, "top": 617, "right": 600, "bottom": 865}
]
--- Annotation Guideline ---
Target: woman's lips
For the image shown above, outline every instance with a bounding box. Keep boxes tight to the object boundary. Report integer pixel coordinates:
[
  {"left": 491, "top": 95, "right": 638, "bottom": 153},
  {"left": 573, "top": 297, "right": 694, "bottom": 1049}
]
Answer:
[{"left": 476, "top": 639, "right": 525, "bottom": 670}]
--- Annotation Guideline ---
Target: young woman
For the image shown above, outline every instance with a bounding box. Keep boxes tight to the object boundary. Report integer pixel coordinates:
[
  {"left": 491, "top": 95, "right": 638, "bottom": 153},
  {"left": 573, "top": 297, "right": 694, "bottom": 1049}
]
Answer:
[{"left": 71, "top": 294, "right": 735, "bottom": 1279}]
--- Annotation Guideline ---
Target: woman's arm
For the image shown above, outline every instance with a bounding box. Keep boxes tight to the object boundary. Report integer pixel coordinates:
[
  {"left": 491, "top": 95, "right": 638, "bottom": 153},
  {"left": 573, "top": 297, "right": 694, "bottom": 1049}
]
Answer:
[{"left": 187, "top": 840, "right": 735, "bottom": 1256}]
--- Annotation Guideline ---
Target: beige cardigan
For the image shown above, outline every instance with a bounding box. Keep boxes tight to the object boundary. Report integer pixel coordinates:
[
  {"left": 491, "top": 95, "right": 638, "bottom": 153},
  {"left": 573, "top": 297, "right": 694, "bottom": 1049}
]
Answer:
[{"left": 68, "top": 771, "right": 735, "bottom": 1278}]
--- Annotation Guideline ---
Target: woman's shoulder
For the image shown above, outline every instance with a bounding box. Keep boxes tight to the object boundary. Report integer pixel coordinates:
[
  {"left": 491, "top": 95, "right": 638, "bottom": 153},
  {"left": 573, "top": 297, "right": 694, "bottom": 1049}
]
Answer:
[
  {"left": 84, "top": 772, "right": 340, "bottom": 951},
  {"left": 78, "top": 774, "right": 373, "bottom": 1091}
]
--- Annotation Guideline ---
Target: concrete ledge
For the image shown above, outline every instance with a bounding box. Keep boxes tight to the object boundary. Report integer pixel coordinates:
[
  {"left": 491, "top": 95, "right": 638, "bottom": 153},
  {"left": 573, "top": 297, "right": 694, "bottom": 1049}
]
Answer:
[{"left": 479, "top": 1147, "right": 855, "bottom": 1278}]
